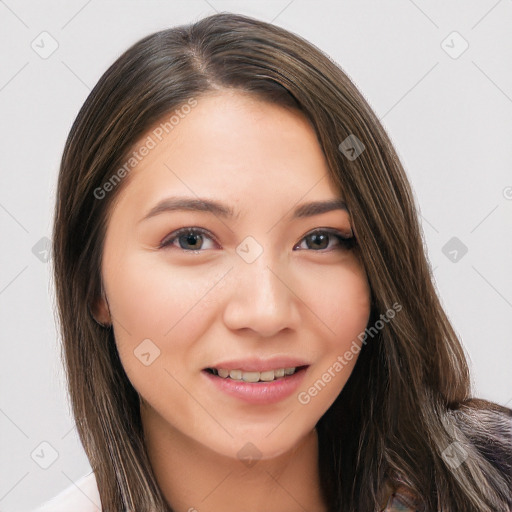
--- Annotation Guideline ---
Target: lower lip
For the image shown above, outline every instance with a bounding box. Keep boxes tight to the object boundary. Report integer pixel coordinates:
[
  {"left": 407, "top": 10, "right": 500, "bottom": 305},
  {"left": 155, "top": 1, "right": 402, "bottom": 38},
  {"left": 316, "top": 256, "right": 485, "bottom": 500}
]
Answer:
[{"left": 201, "top": 367, "right": 308, "bottom": 405}]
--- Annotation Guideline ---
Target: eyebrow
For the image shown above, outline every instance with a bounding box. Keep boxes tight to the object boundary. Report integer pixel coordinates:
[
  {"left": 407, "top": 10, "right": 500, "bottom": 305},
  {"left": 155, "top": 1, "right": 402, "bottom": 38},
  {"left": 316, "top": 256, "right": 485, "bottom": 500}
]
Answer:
[{"left": 140, "top": 196, "right": 348, "bottom": 222}]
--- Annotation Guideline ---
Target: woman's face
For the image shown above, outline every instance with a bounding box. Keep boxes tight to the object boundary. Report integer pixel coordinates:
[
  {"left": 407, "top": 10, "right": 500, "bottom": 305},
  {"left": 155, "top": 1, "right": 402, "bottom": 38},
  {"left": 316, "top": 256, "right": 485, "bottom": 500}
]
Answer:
[{"left": 96, "top": 90, "right": 371, "bottom": 460}]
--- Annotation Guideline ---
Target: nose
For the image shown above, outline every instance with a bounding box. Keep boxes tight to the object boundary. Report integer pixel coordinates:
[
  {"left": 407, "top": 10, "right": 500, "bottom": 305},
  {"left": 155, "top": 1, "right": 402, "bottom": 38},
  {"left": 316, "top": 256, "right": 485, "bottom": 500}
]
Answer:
[{"left": 222, "top": 251, "right": 301, "bottom": 338}]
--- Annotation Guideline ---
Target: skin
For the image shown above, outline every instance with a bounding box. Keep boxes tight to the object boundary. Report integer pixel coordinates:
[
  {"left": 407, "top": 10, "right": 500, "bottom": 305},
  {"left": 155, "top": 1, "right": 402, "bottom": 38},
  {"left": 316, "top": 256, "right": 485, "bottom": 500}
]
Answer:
[{"left": 94, "top": 90, "right": 371, "bottom": 512}]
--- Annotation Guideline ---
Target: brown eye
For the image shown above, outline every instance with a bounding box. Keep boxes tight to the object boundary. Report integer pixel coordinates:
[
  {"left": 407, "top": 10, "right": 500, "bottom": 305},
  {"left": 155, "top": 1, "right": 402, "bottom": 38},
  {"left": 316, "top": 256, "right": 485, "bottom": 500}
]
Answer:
[
  {"left": 178, "top": 231, "right": 204, "bottom": 250},
  {"left": 294, "top": 229, "right": 356, "bottom": 252},
  {"left": 160, "top": 227, "right": 217, "bottom": 251}
]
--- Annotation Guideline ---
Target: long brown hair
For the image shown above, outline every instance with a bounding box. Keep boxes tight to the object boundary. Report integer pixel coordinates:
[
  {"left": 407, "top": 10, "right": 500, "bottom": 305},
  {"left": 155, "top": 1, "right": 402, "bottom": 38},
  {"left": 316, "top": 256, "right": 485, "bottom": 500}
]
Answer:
[{"left": 52, "top": 12, "right": 512, "bottom": 511}]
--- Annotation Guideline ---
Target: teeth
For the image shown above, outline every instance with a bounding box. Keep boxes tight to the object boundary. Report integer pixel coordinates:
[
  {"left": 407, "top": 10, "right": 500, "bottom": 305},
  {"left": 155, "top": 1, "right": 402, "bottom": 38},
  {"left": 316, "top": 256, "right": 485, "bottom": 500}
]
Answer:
[
  {"left": 259, "top": 370, "right": 275, "bottom": 381},
  {"left": 241, "top": 371, "right": 260, "bottom": 383},
  {"left": 229, "top": 369, "right": 242, "bottom": 380},
  {"left": 212, "top": 367, "right": 299, "bottom": 382}
]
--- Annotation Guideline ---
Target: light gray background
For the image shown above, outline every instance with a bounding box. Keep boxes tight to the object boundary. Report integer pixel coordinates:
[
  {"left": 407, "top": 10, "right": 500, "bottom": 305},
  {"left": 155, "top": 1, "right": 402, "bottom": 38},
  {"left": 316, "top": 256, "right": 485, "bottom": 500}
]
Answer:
[{"left": 1, "top": 0, "right": 511, "bottom": 510}]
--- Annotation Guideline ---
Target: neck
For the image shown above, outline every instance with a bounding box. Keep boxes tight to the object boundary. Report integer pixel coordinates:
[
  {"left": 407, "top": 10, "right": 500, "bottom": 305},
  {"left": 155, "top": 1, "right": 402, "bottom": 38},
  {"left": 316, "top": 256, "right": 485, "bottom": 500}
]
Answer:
[{"left": 141, "top": 405, "right": 328, "bottom": 512}]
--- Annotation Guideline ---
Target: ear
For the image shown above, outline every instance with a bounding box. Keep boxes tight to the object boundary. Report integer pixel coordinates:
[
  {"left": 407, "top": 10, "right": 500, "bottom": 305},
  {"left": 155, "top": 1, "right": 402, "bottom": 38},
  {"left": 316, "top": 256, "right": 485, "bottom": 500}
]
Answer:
[{"left": 90, "top": 283, "right": 111, "bottom": 326}]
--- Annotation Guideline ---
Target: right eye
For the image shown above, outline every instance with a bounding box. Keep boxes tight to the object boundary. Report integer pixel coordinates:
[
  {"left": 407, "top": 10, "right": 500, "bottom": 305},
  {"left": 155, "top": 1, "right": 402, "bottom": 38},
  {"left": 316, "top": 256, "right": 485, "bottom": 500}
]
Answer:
[{"left": 159, "top": 227, "right": 218, "bottom": 252}]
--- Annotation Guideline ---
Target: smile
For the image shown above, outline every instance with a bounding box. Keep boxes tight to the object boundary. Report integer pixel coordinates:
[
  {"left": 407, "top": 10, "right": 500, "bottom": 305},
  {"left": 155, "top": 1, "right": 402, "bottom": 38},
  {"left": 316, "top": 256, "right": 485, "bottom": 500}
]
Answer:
[
  {"left": 201, "top": 366, "right": 309, "bottom": 404},
  {"left": 205, "top": 366, "right": 306, "bottom": 382}
]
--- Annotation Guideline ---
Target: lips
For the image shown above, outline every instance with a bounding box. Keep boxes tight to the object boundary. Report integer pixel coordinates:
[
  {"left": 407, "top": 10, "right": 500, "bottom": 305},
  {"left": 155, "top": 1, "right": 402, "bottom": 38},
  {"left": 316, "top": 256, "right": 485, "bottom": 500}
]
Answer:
[{"left": 202, "top": 364, "right": 309, "bottom": 404}]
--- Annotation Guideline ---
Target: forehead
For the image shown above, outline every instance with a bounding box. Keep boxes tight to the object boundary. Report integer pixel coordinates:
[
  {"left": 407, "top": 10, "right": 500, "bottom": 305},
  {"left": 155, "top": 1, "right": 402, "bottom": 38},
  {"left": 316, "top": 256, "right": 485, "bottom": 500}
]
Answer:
[{"left": 111, "top": 90, "right": 343, "bottom": 214}]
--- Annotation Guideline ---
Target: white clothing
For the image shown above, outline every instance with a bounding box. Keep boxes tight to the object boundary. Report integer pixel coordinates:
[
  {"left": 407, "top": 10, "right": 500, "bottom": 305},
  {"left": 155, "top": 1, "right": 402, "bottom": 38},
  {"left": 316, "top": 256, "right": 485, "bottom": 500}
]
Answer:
[{"left": 32, "top": 472, "right": 101, "bottom": 512}]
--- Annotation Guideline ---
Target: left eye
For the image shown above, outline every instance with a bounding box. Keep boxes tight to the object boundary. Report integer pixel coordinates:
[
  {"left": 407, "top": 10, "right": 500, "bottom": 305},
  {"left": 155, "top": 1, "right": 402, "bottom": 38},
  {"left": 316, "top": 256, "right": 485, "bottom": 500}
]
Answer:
[{"left": 293, "top": 229, "right": 356, "bottom": 252}]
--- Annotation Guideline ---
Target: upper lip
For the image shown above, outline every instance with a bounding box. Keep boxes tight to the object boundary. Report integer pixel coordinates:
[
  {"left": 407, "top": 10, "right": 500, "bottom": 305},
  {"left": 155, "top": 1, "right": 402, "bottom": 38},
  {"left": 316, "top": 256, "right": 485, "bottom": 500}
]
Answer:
[{"left": 204, "top": 356, "right": 310, "bottom": 373}]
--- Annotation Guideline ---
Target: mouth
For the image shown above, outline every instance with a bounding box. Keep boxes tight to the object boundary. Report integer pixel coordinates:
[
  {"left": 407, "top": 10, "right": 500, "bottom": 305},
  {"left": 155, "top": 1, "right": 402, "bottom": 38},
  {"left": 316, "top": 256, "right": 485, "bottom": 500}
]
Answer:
[
  {"left": 203, "top": 365, "right": 309, "bottom": 383},
  {"left": 201, "top": 364, "right": 310, "bottom": 404}
]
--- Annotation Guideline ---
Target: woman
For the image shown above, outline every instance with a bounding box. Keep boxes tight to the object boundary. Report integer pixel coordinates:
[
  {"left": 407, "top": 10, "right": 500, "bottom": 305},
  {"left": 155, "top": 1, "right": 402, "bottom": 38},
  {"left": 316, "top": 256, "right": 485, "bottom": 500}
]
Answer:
[{"left": 37, "top": 12, "right": 511, "bottom": 512}]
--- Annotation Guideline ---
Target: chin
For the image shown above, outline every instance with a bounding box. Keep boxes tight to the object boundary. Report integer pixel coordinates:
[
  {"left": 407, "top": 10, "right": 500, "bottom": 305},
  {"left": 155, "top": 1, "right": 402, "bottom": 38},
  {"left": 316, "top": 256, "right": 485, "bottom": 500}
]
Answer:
[{"left": 208, "top": 428, "right": 312, "bottom": 463}]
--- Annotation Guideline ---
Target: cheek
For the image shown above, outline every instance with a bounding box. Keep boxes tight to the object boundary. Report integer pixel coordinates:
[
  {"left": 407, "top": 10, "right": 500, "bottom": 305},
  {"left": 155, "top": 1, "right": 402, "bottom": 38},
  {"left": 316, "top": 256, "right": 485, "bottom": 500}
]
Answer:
[
  {"left": 332, "top": 272, "right": 371, "bottom": 342},
  {"left": 102, "top": 252, "right": 221, "bottom": 368},
  {"left": 308, "top": 257, "right": 371, "bottom": 341},
  {"left": 298, "top": 259, "right": 371, "bottom": 410}
]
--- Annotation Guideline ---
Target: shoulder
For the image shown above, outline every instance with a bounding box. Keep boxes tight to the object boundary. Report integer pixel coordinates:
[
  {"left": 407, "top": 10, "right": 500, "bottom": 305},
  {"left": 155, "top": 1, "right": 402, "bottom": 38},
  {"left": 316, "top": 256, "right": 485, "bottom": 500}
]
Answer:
[
  {"left": 378, "top": 400, "right": 512, "bottom": 511},
  {"left": 378, "top": 471, "right": 431, "bottom": 512},
  {"left": 451, "top": 398, "right": 512, "bottom": 481},
  {"left": 32, "top": 472, "right": 100, "bottom": 512},
  {"left": 379, "top": 478, "right": 423, "bottom": 511}
]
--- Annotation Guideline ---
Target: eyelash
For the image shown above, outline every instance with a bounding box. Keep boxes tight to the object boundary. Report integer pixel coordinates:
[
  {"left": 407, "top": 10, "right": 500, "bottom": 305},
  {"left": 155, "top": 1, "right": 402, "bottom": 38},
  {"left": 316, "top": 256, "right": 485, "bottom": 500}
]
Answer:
[{"left": 159, "top": 227, "right": 356, "bottom": 253}]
